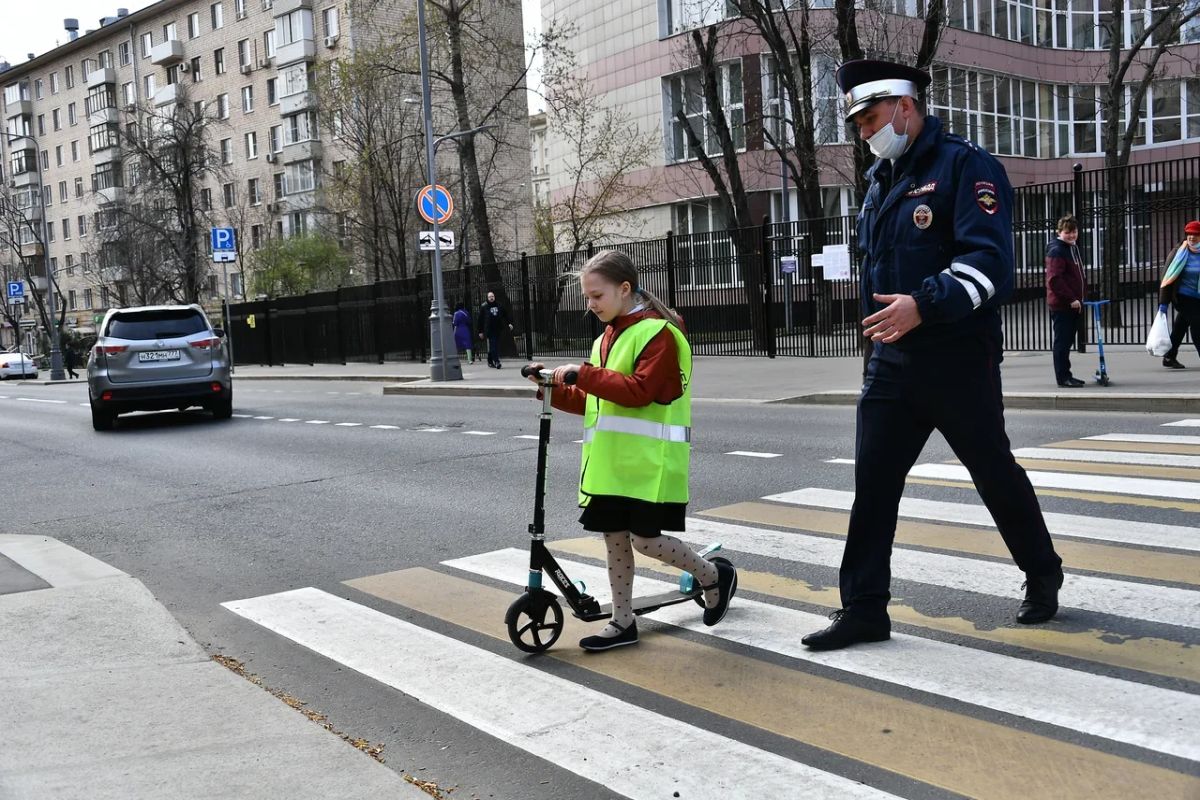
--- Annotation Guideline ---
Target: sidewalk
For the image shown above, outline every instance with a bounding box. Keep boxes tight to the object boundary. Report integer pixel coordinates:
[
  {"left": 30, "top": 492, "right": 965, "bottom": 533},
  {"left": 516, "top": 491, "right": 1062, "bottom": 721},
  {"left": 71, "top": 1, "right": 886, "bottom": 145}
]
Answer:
[{"left": 0, "top": 535, "right": 430, "bottom": 800}]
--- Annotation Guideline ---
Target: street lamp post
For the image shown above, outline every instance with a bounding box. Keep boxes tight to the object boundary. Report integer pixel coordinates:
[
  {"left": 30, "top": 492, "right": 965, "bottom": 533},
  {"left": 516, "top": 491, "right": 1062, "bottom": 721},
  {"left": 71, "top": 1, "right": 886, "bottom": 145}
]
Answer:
[
  {"left": 4, "top": 132, "right": 65, "bottom": 380},
  {"left": 416, "top": 1, "right": 497, "bottom": 381}
]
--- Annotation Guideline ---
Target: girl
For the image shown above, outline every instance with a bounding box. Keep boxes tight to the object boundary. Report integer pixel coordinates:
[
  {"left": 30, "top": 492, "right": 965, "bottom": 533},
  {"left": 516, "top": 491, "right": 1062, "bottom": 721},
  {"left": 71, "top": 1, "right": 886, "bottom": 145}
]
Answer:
[
  {"left": 452, "top": 302, "right": 474, "bottom": 364},
  {"left": 525, "top": 250, "right": 736, "bottom": 651}
]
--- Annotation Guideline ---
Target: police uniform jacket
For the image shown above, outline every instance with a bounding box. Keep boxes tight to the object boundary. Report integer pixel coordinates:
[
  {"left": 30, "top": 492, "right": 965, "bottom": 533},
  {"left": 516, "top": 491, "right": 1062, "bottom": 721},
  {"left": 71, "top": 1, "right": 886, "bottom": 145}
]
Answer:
[{"left": 857, "top": 115, "right": 1014, "bottom": 350}]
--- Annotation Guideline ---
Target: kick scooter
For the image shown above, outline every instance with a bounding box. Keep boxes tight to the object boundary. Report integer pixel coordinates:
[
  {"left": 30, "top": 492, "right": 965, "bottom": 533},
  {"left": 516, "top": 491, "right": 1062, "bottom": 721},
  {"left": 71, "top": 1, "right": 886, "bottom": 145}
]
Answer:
[
  {"left": 1083, "top": 299, "right": 1112, "bottom": 386},
  {"left": 504, "top": 366, "right": 732, "bottom": 653}
]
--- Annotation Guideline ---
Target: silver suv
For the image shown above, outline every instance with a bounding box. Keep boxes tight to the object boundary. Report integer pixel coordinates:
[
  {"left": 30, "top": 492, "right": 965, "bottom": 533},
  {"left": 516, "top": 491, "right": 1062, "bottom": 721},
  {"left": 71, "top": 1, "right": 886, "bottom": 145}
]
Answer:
[{"left": 87, "top": 304, "right": 232, "bottom": 431}]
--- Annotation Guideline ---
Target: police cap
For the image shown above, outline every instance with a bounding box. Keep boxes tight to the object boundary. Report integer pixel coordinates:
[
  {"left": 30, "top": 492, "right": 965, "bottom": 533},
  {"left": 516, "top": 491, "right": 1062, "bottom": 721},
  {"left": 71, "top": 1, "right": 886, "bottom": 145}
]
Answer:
[{"left": 836, "top": 59, "right": 932, "bottom": 121}]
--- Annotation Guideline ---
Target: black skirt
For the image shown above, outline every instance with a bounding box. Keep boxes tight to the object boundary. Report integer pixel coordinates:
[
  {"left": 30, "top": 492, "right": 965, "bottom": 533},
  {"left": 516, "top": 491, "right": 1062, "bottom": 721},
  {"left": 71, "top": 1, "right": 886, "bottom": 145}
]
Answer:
[{"left": 579, "top": 495, "right": 687, "bottom": 538}]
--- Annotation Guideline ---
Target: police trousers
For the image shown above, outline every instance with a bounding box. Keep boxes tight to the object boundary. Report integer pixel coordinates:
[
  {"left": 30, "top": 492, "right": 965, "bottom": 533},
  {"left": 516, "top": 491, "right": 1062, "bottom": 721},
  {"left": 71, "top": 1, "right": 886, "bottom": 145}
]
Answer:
[{"left": 841, "top": 341, "right": 1062, "bottom": 615}]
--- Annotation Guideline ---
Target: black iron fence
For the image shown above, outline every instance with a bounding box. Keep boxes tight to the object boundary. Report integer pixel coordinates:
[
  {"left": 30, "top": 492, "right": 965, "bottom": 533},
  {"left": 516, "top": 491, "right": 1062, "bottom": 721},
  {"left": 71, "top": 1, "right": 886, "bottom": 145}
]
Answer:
[{"left": 228, "top": 156, "right": 1200, "bottom": 364}]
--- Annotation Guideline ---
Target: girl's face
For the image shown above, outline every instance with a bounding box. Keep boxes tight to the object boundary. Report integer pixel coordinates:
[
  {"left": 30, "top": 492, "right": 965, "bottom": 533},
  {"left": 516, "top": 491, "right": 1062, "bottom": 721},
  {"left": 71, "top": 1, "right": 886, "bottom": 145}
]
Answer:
[{"left": 582, "top": 270, "right": 634, "bottom": 323}]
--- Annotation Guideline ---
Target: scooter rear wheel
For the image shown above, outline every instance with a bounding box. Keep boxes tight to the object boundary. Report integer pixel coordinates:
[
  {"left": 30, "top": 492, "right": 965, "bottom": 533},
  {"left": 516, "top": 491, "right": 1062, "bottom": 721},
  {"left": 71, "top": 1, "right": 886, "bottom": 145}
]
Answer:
[{"left": 506, "top": 589, "right": 564, "bottom": 653}]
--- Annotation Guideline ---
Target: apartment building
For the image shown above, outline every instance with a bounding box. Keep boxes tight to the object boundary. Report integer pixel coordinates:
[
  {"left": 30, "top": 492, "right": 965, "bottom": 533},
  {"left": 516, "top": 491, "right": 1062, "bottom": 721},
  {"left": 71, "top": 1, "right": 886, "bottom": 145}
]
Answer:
[
  {"left": 1, "top": 0, "right": 529, "bottom": 343},
  {"left": 539, "top": 0, "right": 1200, "bottom": 240}
]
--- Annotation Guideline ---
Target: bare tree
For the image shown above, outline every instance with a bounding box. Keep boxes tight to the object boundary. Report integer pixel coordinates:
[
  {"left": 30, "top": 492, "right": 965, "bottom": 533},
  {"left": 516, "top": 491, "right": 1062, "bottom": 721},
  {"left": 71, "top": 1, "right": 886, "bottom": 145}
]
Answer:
[{"left": 0, "top": 181, "right": 64, "bottom": 348}]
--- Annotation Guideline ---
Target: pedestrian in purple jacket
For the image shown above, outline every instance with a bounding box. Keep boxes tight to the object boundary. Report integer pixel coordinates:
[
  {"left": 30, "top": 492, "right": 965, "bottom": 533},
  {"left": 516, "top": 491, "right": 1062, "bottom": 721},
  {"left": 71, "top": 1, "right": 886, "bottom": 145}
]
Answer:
[
  {"left": 1045, "top": 215, "right": 1087, "bottom": 387},
  {"left": 452, "top": 303, "right": 475, "bottom": 364}
]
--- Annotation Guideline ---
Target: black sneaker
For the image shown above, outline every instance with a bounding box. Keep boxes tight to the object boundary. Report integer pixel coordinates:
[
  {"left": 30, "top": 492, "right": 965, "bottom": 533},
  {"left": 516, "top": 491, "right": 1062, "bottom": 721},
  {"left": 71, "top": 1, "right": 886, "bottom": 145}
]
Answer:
[
  {"left": 801, "top": 609, "right": 890, "bottom": 651},
  {"left": 1163, "top": 357, "right": 1186, "bottom": 369},
  {"left": 580, "top": 620, "right": 638, "bottom": 651},
  {"left": 1057, "top": 377, "right": 1085, "bottom": 387},
  {"left": 702, "top": 562, "right": 738, "bottom": 626},
  {"left": 1016, "top": 570, "right": 1064, "bottom": 624}
]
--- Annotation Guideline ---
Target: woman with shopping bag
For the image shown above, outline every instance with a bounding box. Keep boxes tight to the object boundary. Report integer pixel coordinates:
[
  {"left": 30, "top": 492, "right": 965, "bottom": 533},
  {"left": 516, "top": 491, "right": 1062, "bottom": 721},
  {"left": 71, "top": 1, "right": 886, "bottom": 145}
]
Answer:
[{"left": 1156, "top": 220, "right": 1200, "bottom": 368}]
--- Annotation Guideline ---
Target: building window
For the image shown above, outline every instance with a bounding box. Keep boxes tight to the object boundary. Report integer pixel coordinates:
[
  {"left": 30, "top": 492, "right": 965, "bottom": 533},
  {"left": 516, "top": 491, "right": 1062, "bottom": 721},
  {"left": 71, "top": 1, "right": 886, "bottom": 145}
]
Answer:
[
  {"left": 78, "top": 213, "right": 87, "bottom": 236},
  {"left": 242, "top": 85, "right": 254, "bottom": 113},
  {"left": 50, "top": 72, "right": 59, "bottom": 93},
  {"left": 34, "top": 78, "right": 43, "bottom": 99},
  {"left": 144, "top": 73, "right": 157, "bottom": 98},
  {"left": 188, "top": 12, "right": 201, "bottom": 38},
  {"left": 52, "top": 109, "right": 62, "bottom": 131},
  {"left": 201, "top": 188, "right": 213, "bottom": 210},
  {"left": 671, "top": 200, "right": 738, "bottom": 287},
  {"left": 68, "top": 289, "right": 77, "bottom": 311},
  {"left": 323, "top": 6, "right": 340, "bottom": 38},
  {"left": 248, "top": 177, "right": 261, "bottom": 205},
  {"left": 273, "top": 171, "right": 285, "bottom": 198},
  {"left": 663, "top": 0, "right": 737, "bottom": 35},
  {"left": 55, "top": 145, "right": 63, "bottom": 166},
  {"left": 267, "top": 78, "right": 277, "bottom": 105},
  {"left": 238, "top": 38, "right": 251, "bottom": 68},
  {"left": 223, "top": 182, "right": 236, "bottom": 208},
  {"left": 285, "top": 112, "right": 316, "bottom": 144},
  {"left": 163, "top": 21, "right": 178, "bottom": 41},
  {"left": 65, "top": 254, "right": 75, "bottom": 275},
  {"left": 59, "top": 181, "right": 68, "bottom": 202},
  {"left": 269, "top": 124, "right": 282, "bottom": 152},
  {"left": 221, "top": 137, "right": 232, "bottom": 164},
  {"left": 122, "top": 81, "right": 136, "bottom": 107},
  {"left": 86, "top": 84, "right": 115, "bottom": 116},
  {"left": 84, "top": 288, "right": 93, "bottom": 309},
  {"left": 289, "top": 211, "right": 307, "bottom": 236},
  {"left": 64, "top": 65, "right": 75, "bottom": 88},
  {"left": 140, "top": 32, "right": 154, "bottom": 58},
  {"left": 214, "top": 48, "right": 226, "bottom": 75},
  {"left": 40, "top": 150, "right": 49, "bottom": 170},
  {"left": 119, "top": 41, "right": 131, "bottom": 65},
  {"left": 217, "top": 93, "right": 230, "bottom": 118},
  {"left": 47, "top": 221, "right": 55, "bottom": 242},
  {"left": 68, "top": 102, "right": 77, "bottom": 126},
  {"left": 99, "top": 50, "right": 114, "bottom": 69},
  {"left": 284, "top": 160, "right": 317, "bottom": 194},
  {"left": 71, "top": 141, "right": 80, "bottom": 161},
  {"left": 92, "top": 162, "right": 122, "bottom": 190},
  {"left": 75, "top": 177, "right": 84, "bottom": 197},
  {"left": 279, "top": 9, "right": 312, "bottom": 45},
  {"left": 191, "top": 57, "right": 203, "bottom": 82},
  {"left": 251, "top": 224, "right": 263, "bottom": 249},
  {"left": 63, "top": 218, "right": 71, "bottom": 240},
  {"left": 101, "top": 286, "right": 109, "bottom": 307},
  {"left": 246, "top": 131, "right": 258, "bottom": 158},
  {"left": 211, "top": 2, "right": 224, "bottom": 30},
  {"left": 236, "top": 0, "right": 247, "bottom": 17},
  {"left": 664, "top": 61, "right": 745, "bottom": 162},
  {"left": 264, "top": 29, "right": 277, "bottom": 59},
  {"left": 281, "top": 63, "right": 308, "bottom": 97}
]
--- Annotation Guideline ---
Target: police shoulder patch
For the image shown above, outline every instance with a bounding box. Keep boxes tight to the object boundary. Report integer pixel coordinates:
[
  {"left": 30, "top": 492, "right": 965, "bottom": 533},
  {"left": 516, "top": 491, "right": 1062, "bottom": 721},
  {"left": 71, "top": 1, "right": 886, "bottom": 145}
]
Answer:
[{"left": 975, "top": 181, "right": 999, "bottom": 215}]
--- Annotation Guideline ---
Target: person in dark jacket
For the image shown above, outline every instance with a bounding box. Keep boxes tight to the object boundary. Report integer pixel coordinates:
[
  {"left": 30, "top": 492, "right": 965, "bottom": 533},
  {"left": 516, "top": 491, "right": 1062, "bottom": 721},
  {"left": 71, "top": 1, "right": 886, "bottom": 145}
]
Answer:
[
  {"left": 801, "top": 59, "right": 1063, "bottom": 652},
  {"left": 476, "top": 291, "right": 513, "bottom": 368},
  {"left": 1044, "top": 215, "right": 1087, "bottom": 387},
  {"left": 63, "top": 340, "right": 80, "bottom": 379}
]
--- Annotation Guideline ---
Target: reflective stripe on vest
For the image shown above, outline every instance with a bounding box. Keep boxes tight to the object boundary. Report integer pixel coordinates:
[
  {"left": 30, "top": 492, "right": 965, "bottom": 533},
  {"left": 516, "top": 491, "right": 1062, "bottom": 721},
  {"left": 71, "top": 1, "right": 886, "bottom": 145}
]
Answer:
[{"left": 582, "top": 416, "right": 691, "bottom": 443}]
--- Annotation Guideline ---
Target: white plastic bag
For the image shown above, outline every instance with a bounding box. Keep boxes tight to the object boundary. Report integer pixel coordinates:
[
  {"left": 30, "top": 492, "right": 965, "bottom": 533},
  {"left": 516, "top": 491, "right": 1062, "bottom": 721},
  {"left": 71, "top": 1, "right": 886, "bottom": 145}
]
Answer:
[{"left": 1146, "top": 310, "right": 1173, "bottom": 357}]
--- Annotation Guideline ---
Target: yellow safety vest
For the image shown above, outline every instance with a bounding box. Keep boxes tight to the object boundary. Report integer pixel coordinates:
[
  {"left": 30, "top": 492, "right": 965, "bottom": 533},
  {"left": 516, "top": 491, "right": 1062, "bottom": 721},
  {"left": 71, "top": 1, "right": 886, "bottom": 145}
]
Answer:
[{"left": 579, "top": 318, "right": 692, "bottom": 506}]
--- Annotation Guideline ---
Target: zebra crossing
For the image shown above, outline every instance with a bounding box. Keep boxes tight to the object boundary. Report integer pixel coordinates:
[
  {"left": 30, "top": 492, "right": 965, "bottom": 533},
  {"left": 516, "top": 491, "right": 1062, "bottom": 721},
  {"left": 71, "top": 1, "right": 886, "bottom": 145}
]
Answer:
[{"left": 223, "top": 420, "right": 1200, "bottom": 799}]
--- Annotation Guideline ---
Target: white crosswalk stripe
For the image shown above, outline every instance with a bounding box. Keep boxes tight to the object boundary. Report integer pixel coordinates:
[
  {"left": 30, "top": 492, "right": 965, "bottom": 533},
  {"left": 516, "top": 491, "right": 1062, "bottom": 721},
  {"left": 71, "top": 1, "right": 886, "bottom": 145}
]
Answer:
[
  {"left": 1084, "top": 433, "right": 1200, "bottom": 445},
  {"left": 1011, "top": 446, "right": 1200, "bottom": 468},
  {"left": 1163, "top": 419, "right": 1200, "bottom": 427},
  {"left": 908, "top": 462, "right": 1200, "bottom": 501},
  {"left": 223, "top": 588, "right": 898, "bottom": 799}
]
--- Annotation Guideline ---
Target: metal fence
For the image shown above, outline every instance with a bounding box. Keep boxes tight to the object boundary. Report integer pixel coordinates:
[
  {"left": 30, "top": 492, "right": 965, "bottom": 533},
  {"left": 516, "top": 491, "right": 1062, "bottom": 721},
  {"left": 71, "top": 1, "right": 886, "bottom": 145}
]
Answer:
[{"left": 227, "top": 156, "right": 1200, "bottom": 364}]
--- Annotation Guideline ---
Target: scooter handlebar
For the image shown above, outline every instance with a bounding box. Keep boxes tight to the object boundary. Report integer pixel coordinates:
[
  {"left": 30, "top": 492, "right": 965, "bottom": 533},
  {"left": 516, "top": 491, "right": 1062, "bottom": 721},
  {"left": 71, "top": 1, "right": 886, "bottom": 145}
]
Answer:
[{"left": 521, "top": 366, "right": 579, "bottom": 385}]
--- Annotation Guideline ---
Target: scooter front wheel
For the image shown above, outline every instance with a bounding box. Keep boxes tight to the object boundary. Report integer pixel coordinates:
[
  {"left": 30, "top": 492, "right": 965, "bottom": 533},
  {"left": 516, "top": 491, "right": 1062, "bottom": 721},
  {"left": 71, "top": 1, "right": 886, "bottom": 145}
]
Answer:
[{"left": 505, "top": 589, "right": 564, "bottom": 653}]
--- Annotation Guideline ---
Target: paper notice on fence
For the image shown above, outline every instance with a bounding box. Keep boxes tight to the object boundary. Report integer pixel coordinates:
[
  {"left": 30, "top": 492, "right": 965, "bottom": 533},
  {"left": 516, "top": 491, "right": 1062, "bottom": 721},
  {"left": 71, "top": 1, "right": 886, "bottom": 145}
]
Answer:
[{"left": 821, "top": 244, "right": 851, "bottom": 280}]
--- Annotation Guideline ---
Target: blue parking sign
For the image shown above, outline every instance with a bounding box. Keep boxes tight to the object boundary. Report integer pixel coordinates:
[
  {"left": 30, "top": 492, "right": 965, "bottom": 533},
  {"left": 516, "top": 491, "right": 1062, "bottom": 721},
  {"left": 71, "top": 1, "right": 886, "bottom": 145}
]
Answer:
[
  {"left": 6, "top": 281, "right": 23, "bottom": 299},
  {"left": 211, "top": 227, "right": 236, "bottom": 251}
]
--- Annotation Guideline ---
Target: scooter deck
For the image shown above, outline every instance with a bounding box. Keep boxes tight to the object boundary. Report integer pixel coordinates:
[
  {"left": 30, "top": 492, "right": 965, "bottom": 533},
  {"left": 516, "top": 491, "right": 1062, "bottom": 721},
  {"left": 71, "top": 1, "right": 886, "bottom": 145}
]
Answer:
[{"left": 572, "top": 588, "right": 702, "bottom": 622}]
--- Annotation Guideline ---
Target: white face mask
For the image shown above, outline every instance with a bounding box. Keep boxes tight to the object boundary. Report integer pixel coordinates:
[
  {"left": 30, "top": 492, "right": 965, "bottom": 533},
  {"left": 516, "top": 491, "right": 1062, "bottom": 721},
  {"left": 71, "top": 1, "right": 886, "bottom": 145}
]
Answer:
[{"left": 867, "top": 101, "right": 911, "bottom": 161}]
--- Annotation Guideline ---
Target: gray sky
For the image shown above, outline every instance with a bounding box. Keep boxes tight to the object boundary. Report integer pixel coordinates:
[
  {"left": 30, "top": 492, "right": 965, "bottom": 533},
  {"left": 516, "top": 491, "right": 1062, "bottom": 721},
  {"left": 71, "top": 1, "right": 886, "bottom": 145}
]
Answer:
[{"left": 2, "top": 0, "right": 543, "bottom": 112}]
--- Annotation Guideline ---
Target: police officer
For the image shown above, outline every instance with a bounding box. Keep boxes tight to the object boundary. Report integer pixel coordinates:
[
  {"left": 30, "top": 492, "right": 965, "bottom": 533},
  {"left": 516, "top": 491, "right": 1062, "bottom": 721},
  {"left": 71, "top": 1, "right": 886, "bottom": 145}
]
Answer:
[{"left": 802, "top": 60, "right": 1065, "bottom": 651}]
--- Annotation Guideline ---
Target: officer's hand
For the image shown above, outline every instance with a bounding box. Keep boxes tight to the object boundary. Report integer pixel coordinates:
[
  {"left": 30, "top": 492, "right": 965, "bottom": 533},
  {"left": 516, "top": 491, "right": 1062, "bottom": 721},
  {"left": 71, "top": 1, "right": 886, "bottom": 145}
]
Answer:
[
  {"left": 524, "top": 362, "right": 545, "bottom": 385},
  {"left": 863, "top": 294, "right": 923, "bottom": 343},
  {"left": 553, "top": 364, "right": 581, "bottom": 385},
  {"left": 1071, "top": 300, "right": 1082, "bottom": 310}
]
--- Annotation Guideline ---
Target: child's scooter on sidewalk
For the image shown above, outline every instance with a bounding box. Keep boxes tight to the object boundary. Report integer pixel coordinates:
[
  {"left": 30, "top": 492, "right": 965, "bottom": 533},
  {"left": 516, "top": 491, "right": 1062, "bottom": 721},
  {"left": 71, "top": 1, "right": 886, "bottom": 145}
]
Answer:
[
  {"left": 1083, "top": 299, "right": 1112, "bottom": 386},
  {"left": 505, "top": 366, "right": 731, "bottom": 653}
]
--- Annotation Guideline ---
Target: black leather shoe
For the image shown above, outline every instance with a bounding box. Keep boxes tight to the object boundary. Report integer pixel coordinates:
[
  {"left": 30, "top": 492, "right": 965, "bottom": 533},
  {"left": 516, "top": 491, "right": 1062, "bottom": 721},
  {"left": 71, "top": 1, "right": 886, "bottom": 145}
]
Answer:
[
  {"left": 801, "top": 609, "right": 890, "bottom": 651},
  {"left": 580, "top": 620, "right": 638, "bottom": 651},
  {"left": 702, "top": 562, "right": 738, "bottom": 626},
  {"left": 1016, "top": 570, "right": 1064, "bottom": 624},
  {"left": 1057, "top": 377, "right": 1085, "bottom": 387},
  {"left": 1163, "top": 357, "right": 1185, "bottom": 369}
]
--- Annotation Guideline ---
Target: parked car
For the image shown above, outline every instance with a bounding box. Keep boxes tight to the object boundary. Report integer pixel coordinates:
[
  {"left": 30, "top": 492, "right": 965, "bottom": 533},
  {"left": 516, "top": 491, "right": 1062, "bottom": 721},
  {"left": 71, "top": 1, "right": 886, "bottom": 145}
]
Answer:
[
  {"left": 87, "top": 304, "right": 232, "bottom": 431},
  {"left": 0, "top": 351, "right": 38, "bottom": 379}
]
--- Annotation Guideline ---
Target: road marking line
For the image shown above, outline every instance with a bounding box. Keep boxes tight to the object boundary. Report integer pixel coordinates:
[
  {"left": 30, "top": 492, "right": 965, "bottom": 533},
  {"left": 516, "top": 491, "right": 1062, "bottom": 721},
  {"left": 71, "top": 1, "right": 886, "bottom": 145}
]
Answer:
[
  {"left": 554, "top": 536, "right": 1200, "bottom": 683},
  {"left": 461, "top": 430, "right": 495, "bottom": 436},
  {"left": 231, "top": 413, "right": 253, "bottom": 418},
  {"left": 325, "top": 392, "right": 340, "bottom": 395},
  {"left": 1012, "top": 457, "right": 1200, "bottom": 481},
  {"left": 907, "top": 477, "right": 1200, "bottom": 513},
  {"left": 1044, "top": 438, "right": 1200, "bottom": 455},
  {"left": 726, "top": 450, "right": 783, "bottom": 458},
  {"left": 78, "top": 402, "right": 89, "bottom": 406},
  {"left": 764, "top": 488, "right": 1200, "bottom": 553},
  {"left": 1086, "top": 433, "right": 1200, "bottom": 445},
  {"left": 370, "top": 425, "right": 400, "bottom": 430},
  {"left": 444, "top": 549, "right": 1200, "bottom": 762},
  {"left": 415, "top": 427, "right": 447, "bottom": 433},
  {"left": 252, "top": 416, "right": 274, "bottom": 420},
  {"left": 691, "top": 516, "right": 1200, "bottom": 629},
  {"left": 16, "top": 398, "right": 67, "bottom": 404},
  {"left": 1012, "top": 446, "right": 1200, "bottom": 469},
  {"left": 355, "top": 568, "right": 1199, "bottom": 800},
  {"left": 335, "top": 422, "right": 362, "bottom": 427},
  {"left": 345, "top": 392, "right": 362, "bottom": 396},
  {"left": 909, "top": 463, "right": 1200, "bottom": 501},
  {"left": 305, "top": 420, "right": 330, "bottom": 425},
  {"left": 223, "top": 587, "right": 896, "bottom": 799},
  {"left": 1163, "top": 419, "right": 1200, "bottom": 427},
  {"left": 278, "top": 418, "right": 300, "bottom": 422},
  {"left": 827, "top": 457, "right": 855, "bottom": 464},
  {"left": 513, "top": 434, "right": 538, "bottom": 440},
  {"left": 705, "top": 501, "right": 1200, "bottom": 586}
]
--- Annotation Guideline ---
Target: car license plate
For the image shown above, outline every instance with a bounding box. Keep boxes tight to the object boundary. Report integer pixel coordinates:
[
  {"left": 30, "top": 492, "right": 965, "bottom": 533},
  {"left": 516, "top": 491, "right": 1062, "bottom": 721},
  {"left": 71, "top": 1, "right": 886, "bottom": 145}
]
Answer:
[{"left": 138, "top": 350, "right": 181, "bottom": 362}]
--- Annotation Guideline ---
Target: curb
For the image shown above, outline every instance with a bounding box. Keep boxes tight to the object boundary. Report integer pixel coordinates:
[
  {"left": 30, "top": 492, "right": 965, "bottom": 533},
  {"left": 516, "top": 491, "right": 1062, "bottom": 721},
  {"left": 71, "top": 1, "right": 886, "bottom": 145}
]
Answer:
[
  {"left": 769, "top": 390, "right": 1200, "bottom": 412},
  {"left": 235, "top": 374, "right": 424, "bottom": 383},
  {"left": 382, "top": 382, "right": 533, "bottom": 398}
]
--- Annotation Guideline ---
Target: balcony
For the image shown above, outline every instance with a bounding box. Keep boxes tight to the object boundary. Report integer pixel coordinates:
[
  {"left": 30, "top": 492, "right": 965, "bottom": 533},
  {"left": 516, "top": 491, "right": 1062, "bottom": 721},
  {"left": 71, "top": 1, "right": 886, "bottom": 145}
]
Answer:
[
  {"left": 92, "top": 144, "right": 121, "bottom": 166},
  {"left": 86, "top": 67, "right": 117, "bottom": 87},
  {"left": 279, "top": 90, "right": 317, "bottom": 116},
  {"left": 87, "top": 104, "right": 120, "bottom": 126},
  {"left": 19, "top": 241, "right": 43, "bottom": 259},
  {"left": 153, "top": 83, "right": 180, "bottom": 107},
  {"left": 9, "top": 168, "right": 39, "bottom": 189},
  {"left": 275, "top": 37, "right": 316, "bottom": 66},
  {"left": 282, "top": 138, "right": 321, "bottom": 163},
  {"left": 149, "top": 39, "right": 184, "bottom": 66},
  {"left": 273, "top": 0, "right": 312, "bottom": 14},
  {"left": 97, "top": 186, "right": 126, "bottom": 205},
  {"left": 8, "top": 99, "right": 33, "bottom": 117}
]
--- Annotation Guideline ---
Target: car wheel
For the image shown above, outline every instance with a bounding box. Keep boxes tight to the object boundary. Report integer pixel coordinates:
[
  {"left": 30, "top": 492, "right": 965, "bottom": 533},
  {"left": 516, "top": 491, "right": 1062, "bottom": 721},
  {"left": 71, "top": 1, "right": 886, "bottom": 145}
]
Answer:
[
  {"left": 210, "top": 394, "right": 233, "bottom": 420},
  {"left": 90, "top": 400, "right": 115, "bottom": 431}
]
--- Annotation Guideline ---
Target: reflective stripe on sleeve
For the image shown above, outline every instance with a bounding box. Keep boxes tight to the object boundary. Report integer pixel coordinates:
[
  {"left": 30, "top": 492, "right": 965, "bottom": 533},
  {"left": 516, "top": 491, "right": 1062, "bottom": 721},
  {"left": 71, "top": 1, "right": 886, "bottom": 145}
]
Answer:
[
  {"left": 941, "top": 267, "right": 982, "bottom": 309},
  {"left": 949, "top": 262, "right": 996, "bottom": 299}
]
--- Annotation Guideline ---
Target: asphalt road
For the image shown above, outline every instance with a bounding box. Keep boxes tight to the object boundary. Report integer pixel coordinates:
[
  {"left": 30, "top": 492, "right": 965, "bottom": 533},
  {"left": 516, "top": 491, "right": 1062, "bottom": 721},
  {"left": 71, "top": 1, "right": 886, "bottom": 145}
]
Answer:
[{"left": 2, "top": 378, "right": 1196, "bottom": 799}]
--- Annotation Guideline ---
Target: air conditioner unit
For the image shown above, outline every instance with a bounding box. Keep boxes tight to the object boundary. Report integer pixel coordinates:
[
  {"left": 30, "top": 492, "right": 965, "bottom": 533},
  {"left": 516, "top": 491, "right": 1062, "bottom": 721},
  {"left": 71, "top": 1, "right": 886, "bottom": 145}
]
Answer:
[
  {"left": 265, "top": 151, "right": 276, "bottom": 162},
  {"left": 324, "top": 35, "right": 339, "bottom": 48},
  {"left": 240, "top": 64, "right": 253, "bottom": 74},
  {"left": 257, "top": 58, "right": 268, "bottom": 68}
]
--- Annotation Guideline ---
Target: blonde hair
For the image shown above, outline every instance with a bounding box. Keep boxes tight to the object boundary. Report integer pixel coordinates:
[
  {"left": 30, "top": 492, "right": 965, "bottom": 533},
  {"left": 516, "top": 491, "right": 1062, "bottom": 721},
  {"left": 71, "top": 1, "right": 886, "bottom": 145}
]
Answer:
[{"left": 577, "top": 250, "right": 683, "bottom": 329}]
